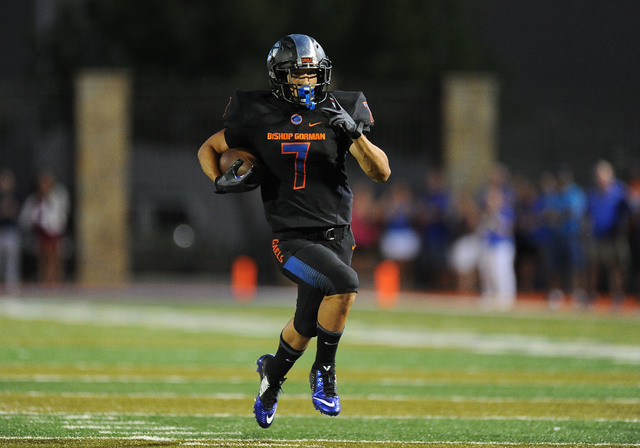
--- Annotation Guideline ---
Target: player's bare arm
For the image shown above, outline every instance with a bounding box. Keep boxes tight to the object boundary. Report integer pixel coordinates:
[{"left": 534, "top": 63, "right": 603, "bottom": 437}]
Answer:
[
  {"left": 197, "top": 129, "right": 229, "bottom": 182},
  {"left": 198, "top": 129, "right": 260, "bottom": 194},
  {"left": 349, "top": 136, "right": 390, "bottom": 183},
  {"left": 320, "top": 94, "right": 390, "bottom": 182}
]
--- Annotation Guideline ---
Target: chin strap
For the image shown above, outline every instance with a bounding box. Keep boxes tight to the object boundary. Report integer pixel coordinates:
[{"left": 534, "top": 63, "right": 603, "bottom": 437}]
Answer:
[{"left": 297, "top": 86, "right": 316, "bottom": 110}]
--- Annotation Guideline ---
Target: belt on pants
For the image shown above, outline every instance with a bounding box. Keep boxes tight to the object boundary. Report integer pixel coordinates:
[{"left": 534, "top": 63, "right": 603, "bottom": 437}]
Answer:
[{"left": 275, "top": 225, "right": 348, "bottom": 241}]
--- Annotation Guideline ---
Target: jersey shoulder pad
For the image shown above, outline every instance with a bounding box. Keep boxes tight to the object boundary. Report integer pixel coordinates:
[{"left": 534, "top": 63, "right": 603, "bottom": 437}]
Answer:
[
  {"left": 223, "top": 90, "right": 271, "bottom": 120},
  {"left": 330, "top": 90, "right": 375, "bottom": 129},
  {"left": 329, "top": 90, "right": 363, "bottom": 109},
  {"left": 223, "top": 90, "right": 271, "bottom": 148}
]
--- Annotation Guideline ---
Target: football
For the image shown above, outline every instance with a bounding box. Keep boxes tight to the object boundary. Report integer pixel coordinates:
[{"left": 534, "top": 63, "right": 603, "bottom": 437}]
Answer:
[{"left": 219, "top": 148, "right": 261, "bottom": 178}]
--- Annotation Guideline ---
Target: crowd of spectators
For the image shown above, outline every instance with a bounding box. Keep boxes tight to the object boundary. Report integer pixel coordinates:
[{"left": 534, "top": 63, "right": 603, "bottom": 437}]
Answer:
[
  {"left": 0, "top": 167, "right": 70, "bottom": 293},
  {"left": 351, "top": 160, "right": 640, "bottom": 310},
  {"left": 3, "top": 159, "right": 639, "bottom": 312}
]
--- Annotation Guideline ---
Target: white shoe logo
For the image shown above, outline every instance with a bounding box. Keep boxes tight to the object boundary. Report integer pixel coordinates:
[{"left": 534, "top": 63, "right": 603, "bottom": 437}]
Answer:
[
  {"left": 314, "top": 397, "right": 336, "bottom": 407},
  {"left": 266, "top": 413, "right": 275, "bottom": 424},
  {"left": 323, "top": 365, "right": 331, "bottom": 371}
]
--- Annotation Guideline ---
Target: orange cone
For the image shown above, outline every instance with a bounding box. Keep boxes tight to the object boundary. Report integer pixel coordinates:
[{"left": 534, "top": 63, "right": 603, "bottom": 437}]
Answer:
[
  {"left": 231, "top": 255, "right": 257, "bottom": 302},
  {"left": 374, "top": 260, "right": 400, "bottom": 308}
]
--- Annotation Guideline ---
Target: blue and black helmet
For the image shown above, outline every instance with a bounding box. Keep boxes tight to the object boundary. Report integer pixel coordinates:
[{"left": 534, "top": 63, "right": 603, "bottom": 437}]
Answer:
[{"left": 267, "top": 34, "right": 332, "bottom": 109}]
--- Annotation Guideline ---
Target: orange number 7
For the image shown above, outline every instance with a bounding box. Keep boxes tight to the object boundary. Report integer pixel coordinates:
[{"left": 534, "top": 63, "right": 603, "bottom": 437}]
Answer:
[{"left": 281, "top": 142, "right": 310, "bottom": 190}]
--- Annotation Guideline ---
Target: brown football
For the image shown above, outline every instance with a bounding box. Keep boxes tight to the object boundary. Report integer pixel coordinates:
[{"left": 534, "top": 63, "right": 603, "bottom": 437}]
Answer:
[{"left": 219, "top": 148, "right": 261, "bottom": 178}]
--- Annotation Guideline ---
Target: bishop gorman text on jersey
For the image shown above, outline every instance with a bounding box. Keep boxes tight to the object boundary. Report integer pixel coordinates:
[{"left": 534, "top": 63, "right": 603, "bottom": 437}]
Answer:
[{"left": 267, "top": 132, "right": 326, "bottom": 141}]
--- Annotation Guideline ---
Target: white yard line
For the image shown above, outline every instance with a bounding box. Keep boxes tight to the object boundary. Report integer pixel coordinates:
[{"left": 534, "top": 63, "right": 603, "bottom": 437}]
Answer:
[
  {"left": 1, "top": 299, "right": 639, "bottom": 364},
  {"left": 0, "top": 436, "right": 639, "bottom": 447},
  {"left": 1, "top": 391, "right": 639, "bottom": 404},
  {"left": 0, "top": 410, "right": 638, "bottom": 423},
  {"left": 345, "top": 323, "right": 640, "bottom": 364}
]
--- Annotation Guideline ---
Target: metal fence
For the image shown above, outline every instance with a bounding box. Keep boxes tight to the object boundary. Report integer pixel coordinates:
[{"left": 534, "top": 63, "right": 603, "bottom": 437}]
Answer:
[{"left": 1, "top": 76, "right": 638, "bottom": 283}]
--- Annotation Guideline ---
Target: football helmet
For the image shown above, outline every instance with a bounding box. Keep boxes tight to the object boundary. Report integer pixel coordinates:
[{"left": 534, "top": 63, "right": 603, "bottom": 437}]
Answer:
[{"left": 267, "top": 34, "right": 332, "bottom": 109}]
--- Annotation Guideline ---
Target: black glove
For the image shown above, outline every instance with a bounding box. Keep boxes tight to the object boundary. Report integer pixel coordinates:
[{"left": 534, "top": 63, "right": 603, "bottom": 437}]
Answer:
[
  {"left": 321, "top": 95, "right": 364, "bottom": 140},
  {"left": 214, "top": 159, "right": 260, "bottom": 194}
]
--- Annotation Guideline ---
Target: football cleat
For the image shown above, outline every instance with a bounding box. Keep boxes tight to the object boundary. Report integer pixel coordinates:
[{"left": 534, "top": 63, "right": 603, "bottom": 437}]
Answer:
[
  {"left": 253, "top": 354, "right": 286, "bottom": 428},
  {"left": 309, "top": 363, "right": 341, "bottom": 416}
]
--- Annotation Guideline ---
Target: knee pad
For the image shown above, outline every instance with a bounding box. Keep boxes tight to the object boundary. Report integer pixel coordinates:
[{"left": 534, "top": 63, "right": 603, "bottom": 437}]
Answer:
[
  {"left": 327, "top": 264, "right": 359, "bottom": 295},
  {"left": 284, "top": 255, "right": 359, "bottom": 296}
]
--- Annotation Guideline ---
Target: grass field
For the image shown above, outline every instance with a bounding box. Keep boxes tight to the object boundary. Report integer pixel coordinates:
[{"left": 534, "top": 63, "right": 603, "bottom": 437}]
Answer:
[{"left": 0, "top": 286, "right": 639, "bottom": 447}]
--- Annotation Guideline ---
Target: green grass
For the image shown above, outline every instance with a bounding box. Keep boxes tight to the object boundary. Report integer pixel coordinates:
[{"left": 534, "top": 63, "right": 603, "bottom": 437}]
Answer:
[{"left": 0, "top": 291, "right": 638, "bottom": 447}]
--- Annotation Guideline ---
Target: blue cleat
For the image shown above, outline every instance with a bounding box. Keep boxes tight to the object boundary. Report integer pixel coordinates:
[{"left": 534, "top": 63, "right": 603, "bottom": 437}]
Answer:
[
  {"left": 309, "top": 363, "right": 341, "bottom": 416},
  {"left": 253, "top": 354, "right": 286, "bottom": 428}
]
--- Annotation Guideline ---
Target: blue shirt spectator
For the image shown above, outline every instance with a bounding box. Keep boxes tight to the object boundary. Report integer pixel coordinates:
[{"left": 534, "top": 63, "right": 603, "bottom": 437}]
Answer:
[{"left": 587, "top": 178, "right": 628, "bottom": 239}]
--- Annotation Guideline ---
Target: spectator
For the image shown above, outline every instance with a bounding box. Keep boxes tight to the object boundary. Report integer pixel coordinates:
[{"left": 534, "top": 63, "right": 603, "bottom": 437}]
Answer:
[
  {"left": 535, "top": 171, "right": 564, "bottom": 306},
  {"left": 415, "top": 168, "right": 452, "bottom": 289},
  {"left": 536, "top": 167, "right": 588, "bottom": 308},
  {"left": 19, "top": 169, "right": 70, "bottom": 286},
  {"left": 379, "top": 180, "right": 421, "bottom": 288},
  {"left": 0, "top": 168, "right": 21, "bottom": 294},
  {"left": 554, "top": 165, "right": 587, "bottom": 306},
  {"left": 486, "top": 163, "right": 516, "bottom": 206},
  {"left": 350, "top": 181, "right": 384, "bottom": 287},
  {"left": 448, "top": 190, "right": 481, "bottom": 293},
  {"left": 584, "top": 160, "right": 629, "bottom": 309},
  {"left": 512, "top": 174, "right": 542, "bottom": 293},
  {"left": 477, "top": 184, "right": 517, "bottom": 309}
]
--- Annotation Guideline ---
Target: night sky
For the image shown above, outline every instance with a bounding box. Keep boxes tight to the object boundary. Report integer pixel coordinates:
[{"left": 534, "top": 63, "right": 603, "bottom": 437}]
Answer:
[
  {"left": 479, "top": 0, "right": 640, "bottom": 95},
  {"left": 2, "top": 1, "right": 639, "bottom": 97},
  {"left": 2, "top": 0, "right": 638, "bottom": 185}
]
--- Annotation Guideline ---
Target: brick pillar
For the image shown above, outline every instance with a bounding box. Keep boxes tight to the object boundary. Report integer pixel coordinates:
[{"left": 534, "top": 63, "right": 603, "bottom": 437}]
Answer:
[
  {"left": 75, "top": 70, "right": 131, "bottom": 285},
  {"left": 442, "top": 73, "right": 499, "bottom": 197}
]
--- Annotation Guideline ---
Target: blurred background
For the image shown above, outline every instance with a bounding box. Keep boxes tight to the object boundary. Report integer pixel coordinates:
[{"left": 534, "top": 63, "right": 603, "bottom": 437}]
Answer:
[{"left": 1, "top": 0, "right": 639, "bottom": 305}]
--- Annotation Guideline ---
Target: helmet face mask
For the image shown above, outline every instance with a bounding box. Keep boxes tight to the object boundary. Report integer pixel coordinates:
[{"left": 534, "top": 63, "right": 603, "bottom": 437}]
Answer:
[{"left": 267, "top": 34, "right": 332, "bottom": 109}]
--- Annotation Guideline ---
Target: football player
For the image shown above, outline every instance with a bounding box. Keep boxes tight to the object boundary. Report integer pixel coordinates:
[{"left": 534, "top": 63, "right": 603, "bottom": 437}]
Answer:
[{"left": 197, "top": 34, "right": 390, "bottom": 428}]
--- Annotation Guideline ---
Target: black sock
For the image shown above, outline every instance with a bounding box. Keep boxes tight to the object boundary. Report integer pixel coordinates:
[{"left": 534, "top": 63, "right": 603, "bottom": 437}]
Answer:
[
  {"left": 266, "top": 332, "right": 304, "bottom": 379},
  {"left": 314, "top": 323, "right": 343, "bottom": 368}
]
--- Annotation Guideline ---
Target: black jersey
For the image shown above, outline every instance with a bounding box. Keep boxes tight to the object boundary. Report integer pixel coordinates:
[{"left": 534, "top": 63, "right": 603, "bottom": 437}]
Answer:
[{"left": 222, "top": 90, "right": 375, "bottom": 232}]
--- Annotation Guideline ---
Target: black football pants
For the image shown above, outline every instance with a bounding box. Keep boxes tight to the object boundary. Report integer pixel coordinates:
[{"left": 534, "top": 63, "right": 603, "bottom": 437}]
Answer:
[{"left": 271, "top": 226, "right": 358, "bottom": 337}]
